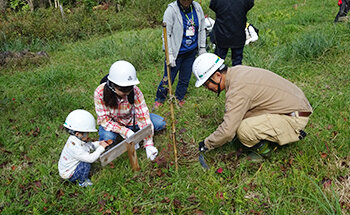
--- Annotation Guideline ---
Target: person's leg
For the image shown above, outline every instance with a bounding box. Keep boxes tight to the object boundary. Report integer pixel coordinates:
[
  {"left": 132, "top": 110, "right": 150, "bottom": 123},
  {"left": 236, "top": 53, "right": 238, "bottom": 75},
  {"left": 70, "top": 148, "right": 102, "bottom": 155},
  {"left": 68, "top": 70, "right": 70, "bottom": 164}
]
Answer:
[
  {"left": 126, "top": 125, "right": 140, "bottom": 133},
  {"left": 230, "top": 47, "right": 244, "bottom": 66},
  {"left": 237, "top": 113, "right": 309, "bottom": 147},
  {"left": 69, "top": 162, "right": 91, "bottom": 184},
  {"left": 150, "top": 113, "right": 166, "bottom": 131},
  {"left": 176, "top": 50, "right": 197, "bottom": 101},
  {"left": 100, "top": 125, "right": 140, "bottom": 150},
  {"left": 338, "top": 0, "right": 350, "bottom": 20},
  {"left": 155, "top": 58, "right": 181, "bottom": 102},
  {"left": 214, "top": 46, "right": 228, "bottom": 60},
  {"left": 98, "top": 125, "right": 119, "bottom": 141}
]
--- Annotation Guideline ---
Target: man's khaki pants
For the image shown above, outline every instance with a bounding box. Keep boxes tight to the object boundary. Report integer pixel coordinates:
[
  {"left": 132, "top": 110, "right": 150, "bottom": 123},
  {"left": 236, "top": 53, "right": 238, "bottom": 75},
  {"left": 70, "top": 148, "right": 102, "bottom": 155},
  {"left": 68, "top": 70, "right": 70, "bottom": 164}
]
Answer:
[{"left": 237, "top": 114, "right": 310, "bottom": 147}]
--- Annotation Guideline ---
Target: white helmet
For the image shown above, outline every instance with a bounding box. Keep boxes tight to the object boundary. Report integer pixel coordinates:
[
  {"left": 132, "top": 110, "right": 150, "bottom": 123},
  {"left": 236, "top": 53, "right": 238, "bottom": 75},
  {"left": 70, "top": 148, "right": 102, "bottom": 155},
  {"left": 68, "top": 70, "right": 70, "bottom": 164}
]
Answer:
[
  {"left": 192, "top": 53, "right": 224, "bottom": 87},
  {"left": 63, "top": 109, "right": 97, "bottom": 132},
  {"left": 107, "top": 60, "right": 140, "bottom": 86}
]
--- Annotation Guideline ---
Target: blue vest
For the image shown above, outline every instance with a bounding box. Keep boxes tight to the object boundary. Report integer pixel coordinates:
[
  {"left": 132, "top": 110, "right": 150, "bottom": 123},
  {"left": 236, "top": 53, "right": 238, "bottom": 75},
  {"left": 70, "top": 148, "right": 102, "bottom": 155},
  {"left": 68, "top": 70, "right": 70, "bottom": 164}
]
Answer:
[{"left": 179, "top": 5, "right": 199, "bottom": 54}]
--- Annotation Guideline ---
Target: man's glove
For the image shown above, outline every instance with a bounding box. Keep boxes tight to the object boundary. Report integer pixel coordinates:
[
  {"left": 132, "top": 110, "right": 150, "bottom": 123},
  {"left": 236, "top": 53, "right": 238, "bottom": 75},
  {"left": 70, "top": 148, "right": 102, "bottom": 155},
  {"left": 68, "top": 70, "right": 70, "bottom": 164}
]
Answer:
[
  {"left": 146, "top": 145, "right": 158, "bottom": 161},
  {"left": 199, "top": 141, "right": 208, "bottom": 152},
  {"left": 168, "top": 55, "right": 176, "bottom": 67},
  {"left": 198, "top": 47, "right": 207, "bottom": 55}
]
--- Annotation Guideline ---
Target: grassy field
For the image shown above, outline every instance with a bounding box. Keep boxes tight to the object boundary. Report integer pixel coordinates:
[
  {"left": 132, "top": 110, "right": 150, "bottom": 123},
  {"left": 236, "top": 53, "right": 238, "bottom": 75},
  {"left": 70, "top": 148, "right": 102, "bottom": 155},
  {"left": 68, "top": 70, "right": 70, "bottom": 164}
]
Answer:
[{"left": 1, "top": 0, "right": 350, "bottom": 214}]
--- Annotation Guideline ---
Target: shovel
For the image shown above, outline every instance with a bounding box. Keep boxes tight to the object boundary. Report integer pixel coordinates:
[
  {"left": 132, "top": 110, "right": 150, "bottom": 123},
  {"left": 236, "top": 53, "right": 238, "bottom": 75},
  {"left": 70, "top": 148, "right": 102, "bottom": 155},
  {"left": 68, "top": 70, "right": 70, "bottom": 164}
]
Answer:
[{"left": 199, "top": 153, "right": 209, "bottom": 169}]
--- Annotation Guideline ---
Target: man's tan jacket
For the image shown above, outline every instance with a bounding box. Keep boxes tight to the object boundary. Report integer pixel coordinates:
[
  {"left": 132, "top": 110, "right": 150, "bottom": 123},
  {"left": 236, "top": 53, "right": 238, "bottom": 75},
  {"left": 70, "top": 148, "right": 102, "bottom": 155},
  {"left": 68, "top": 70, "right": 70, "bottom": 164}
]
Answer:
[{"left": 204, "top": 65, "right": 313, "bottom": 149}]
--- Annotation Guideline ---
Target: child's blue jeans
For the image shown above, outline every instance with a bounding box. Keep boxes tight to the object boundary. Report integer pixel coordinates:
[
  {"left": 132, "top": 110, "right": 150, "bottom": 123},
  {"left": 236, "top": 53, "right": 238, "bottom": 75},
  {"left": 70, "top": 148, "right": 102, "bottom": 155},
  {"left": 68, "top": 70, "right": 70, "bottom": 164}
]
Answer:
[{"left": 69, "top": 162, "right": 91, "bottom": 183}]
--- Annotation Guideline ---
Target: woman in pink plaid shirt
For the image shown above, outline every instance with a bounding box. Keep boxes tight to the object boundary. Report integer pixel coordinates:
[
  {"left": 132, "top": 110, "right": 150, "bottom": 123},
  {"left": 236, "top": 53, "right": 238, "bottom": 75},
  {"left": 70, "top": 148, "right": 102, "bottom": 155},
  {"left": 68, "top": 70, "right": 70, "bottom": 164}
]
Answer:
[{"left": 94, "top": 60, "right": 166, "bottom": 160}]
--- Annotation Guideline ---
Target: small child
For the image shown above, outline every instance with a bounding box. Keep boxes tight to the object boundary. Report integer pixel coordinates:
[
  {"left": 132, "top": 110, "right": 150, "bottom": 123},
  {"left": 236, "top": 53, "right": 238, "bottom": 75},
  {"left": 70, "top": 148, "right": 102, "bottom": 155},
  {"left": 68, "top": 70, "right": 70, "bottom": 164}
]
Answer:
[{"left": 58, "top": 109, "right": 109, "bottom": 187}]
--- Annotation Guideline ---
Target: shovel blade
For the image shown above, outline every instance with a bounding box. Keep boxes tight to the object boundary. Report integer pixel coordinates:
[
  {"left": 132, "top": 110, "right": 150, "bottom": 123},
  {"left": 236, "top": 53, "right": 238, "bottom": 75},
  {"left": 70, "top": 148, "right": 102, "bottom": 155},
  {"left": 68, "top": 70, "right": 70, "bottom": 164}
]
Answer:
[{"left": 199, "top": 153, "right": 209, "bottom": 169}]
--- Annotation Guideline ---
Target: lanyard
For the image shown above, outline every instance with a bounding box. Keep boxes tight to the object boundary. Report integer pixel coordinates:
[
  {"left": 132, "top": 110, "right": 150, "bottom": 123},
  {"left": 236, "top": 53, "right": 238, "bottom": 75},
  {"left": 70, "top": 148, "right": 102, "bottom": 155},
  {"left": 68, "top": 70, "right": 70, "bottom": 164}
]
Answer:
[{"left": 184, "top": 5, "right": 194, "bottom": 26}]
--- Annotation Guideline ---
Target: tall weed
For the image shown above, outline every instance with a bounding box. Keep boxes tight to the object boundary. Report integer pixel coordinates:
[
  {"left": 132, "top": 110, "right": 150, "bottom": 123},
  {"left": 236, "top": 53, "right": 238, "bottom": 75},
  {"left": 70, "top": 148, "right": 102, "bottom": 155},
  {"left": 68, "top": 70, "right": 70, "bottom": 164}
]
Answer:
[{"left": 277, "top": 31, "right": 336, "bottom": 62}]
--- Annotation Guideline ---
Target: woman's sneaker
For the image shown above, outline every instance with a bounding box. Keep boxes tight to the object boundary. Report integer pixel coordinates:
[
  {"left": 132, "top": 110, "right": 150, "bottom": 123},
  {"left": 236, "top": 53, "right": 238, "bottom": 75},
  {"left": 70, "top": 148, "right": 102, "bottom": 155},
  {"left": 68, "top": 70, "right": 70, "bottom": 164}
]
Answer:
[
  {"left": 79, "top": 179, "right": 93, "bottom": 187},
  {"left": 178, "top": 100, "right": 185, "bottom": 107},
  {"left": 152, "top": 101, "right": 163, "bottom": 111}
]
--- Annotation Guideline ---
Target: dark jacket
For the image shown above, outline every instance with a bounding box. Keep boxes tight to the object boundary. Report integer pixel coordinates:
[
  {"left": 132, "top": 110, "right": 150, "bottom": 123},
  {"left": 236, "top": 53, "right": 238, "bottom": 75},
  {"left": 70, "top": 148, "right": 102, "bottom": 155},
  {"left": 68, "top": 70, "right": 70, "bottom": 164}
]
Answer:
[{"left": 210, "top": 0, "right": 254, "bottom": 48}]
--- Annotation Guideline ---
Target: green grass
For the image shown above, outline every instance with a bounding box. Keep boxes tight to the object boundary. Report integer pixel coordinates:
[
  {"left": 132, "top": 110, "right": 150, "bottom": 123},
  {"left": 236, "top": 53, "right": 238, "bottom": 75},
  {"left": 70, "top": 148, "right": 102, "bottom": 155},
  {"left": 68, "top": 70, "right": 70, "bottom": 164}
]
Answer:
[{"left": 1, "top": 0, "right": 350, "bottom": 214}]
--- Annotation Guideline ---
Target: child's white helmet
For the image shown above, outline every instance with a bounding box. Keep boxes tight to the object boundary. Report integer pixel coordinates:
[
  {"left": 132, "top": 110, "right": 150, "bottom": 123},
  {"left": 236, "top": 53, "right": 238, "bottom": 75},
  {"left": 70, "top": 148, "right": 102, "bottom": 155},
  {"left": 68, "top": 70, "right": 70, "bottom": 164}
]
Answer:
[
  {"left": 63, "top": 109, "right": 97, "bottom": 132},
  {"left": 108, "top": 60, "right": 140, "bottom": 86}
]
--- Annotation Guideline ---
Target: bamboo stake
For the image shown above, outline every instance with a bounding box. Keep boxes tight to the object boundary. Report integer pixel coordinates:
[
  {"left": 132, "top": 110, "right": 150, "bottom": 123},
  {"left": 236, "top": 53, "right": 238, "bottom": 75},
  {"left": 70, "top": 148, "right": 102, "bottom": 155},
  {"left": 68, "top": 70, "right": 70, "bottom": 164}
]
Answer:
[{"left": 162, "top": 22, "right": 178, "bottom": 171}]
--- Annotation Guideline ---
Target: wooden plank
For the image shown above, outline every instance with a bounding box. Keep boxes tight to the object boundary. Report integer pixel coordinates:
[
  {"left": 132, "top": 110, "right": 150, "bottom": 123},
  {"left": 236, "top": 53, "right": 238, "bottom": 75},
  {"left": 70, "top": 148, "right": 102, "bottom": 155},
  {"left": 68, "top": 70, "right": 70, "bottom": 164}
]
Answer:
[{"left": 99, "top": 124, "right": 152, "bottom": 167}]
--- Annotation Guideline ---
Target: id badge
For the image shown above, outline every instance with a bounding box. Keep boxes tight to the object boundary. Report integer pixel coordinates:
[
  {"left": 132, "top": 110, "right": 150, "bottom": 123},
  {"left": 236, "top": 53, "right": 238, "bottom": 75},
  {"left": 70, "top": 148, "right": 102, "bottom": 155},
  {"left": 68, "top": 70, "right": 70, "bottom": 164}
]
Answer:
[{"left": 186, "top": 26, "right": 195, "bottom": 36}]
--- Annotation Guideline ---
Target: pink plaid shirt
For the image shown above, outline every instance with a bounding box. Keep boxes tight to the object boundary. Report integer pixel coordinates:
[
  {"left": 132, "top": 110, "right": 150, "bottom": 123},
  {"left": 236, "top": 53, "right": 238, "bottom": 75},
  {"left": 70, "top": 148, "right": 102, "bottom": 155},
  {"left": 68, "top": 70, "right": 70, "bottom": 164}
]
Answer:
[{"left": 94, "top": 83, "right": 154, "bottom": 147}]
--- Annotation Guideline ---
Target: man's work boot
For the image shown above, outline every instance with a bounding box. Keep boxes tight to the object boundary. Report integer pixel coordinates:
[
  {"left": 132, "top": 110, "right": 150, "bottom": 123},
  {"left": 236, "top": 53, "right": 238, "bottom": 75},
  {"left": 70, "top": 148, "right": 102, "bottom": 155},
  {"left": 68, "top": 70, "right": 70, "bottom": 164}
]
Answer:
[{"left": 247, "top": 140, "right": 273, "bottom": 162}]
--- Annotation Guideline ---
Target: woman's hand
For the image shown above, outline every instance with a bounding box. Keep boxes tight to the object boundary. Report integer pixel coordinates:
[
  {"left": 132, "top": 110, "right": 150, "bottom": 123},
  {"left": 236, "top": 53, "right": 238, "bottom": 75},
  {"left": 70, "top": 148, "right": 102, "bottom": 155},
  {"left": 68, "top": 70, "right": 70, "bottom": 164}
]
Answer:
[{"left": 146, "top": 146, "right": 158, "bottom": 161}]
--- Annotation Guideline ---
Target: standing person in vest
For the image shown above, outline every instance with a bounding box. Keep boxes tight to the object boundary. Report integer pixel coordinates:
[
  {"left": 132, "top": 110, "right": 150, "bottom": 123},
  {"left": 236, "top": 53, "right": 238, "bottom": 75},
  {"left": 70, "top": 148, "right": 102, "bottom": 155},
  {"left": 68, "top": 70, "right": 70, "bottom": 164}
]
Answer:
[
  {"left": 94, "top": 60, "right": 166, "bottom": 161},
  {"left": 193, "top": 53, "right": 313, "bottom": 161},
  {"left": 153, "top": 0, "right": 206, "bottom": 109},
  {"left": 210, "top": 0, "right": 254, "bottom": 66},
  {"left": 334, "top": 0, "right": 349, "bottom": 22}
]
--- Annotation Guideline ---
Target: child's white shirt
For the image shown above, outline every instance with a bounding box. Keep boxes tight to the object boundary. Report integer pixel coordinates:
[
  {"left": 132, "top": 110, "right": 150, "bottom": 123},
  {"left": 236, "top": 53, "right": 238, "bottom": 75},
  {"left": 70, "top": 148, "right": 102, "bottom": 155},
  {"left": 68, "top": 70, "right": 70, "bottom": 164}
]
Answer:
[{"left": 58, "top": 135, "right": 105, "bottom": 179}]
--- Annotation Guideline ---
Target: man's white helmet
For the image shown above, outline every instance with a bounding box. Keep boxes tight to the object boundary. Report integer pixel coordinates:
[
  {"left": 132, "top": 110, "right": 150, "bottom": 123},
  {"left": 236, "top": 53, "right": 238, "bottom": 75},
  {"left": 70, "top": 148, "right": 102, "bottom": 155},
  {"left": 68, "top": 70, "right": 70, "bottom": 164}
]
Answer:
[
  {"left": 108, "top": 60, "right": 140, "bottom": 86},
  {"left": 192, "top": 53, "right": 224, "bottom": 87},
  {"left": 63, "top": 109, "right": 97, "bottom": 132}
]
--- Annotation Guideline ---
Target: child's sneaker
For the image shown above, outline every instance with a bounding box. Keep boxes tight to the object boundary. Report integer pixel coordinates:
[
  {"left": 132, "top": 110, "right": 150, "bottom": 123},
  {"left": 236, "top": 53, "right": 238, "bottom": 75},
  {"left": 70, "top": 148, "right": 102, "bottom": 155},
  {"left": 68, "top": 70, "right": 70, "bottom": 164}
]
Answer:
[{"left": 79, "top": 179, "right": 93, "bottom": 187}]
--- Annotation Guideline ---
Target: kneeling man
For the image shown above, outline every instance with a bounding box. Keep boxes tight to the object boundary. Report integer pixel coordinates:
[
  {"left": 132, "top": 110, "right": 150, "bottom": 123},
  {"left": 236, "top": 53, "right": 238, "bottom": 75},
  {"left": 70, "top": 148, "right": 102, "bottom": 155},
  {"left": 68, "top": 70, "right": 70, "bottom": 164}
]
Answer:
[{"left": 193, "top": 53, "right": 312, "bottom": 160}]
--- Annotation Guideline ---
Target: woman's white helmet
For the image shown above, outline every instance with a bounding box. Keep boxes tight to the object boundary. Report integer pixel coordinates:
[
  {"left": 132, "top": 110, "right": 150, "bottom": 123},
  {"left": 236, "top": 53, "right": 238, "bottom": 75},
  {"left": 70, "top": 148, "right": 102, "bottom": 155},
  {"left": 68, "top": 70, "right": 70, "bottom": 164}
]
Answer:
[
  {"left": 192, "top": 53, "right": 224, "bottom": 87},
  {"left": 63, "top": 109, "right": 97, "bottom": 132},
  {"left": 108, "top": 60, "right": 140, "bottom": 86}
]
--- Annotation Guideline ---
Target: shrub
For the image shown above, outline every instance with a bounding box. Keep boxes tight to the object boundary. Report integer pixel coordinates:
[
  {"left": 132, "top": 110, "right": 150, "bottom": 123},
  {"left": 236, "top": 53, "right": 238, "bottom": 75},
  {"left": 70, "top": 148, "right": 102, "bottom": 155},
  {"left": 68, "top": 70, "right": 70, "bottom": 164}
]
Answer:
[{"left": 0, "top": 0, "right": 169, "bottom": 51}]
